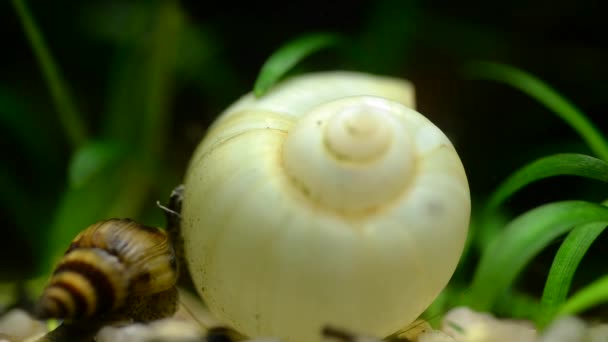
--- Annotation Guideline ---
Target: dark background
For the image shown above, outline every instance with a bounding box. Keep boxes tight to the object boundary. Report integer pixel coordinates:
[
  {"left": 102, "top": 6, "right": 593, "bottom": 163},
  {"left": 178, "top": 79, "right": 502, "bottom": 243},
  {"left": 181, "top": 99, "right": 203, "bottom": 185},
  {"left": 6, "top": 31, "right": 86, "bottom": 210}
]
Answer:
[{"left": 0, "top": 0, "right": 606, "bottom": 303}]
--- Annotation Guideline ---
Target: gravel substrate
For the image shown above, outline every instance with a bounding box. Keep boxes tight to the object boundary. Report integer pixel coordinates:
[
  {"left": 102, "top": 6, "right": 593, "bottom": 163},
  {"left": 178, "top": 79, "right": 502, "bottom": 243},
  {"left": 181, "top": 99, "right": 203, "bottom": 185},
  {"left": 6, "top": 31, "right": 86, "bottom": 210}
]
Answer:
[{"left": 1, "top": 302, "right": 607, "bottom": 342}]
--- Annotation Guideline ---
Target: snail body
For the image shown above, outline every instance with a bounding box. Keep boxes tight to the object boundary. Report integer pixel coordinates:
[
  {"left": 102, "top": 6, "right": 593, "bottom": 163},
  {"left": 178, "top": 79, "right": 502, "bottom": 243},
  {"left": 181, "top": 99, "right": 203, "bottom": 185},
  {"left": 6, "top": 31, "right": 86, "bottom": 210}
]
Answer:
[
  {"left": 36, "top": 219, "right": 178, "bottom": 320},
  {"left": 182, "top": 72, "right": 471, "bottom": 341}
]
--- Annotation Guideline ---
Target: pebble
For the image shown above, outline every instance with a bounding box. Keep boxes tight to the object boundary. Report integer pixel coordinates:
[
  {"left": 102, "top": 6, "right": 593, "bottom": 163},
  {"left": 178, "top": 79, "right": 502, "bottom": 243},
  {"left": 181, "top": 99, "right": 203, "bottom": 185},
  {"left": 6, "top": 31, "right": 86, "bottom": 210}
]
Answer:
[
  {"left": 0, "top": 308, "right": 47, "bottom": 341},
  {"left": 588, "top": 323, "right": 608, "bottom": 342},
  {"left": 442, "top": 307, "right": 536, "bottom": 342},
  {"left": 538, "top": 316, "right": 587, "bottom": 342},
  {"left": 539, "top": 317, "right": 608, "bottom": 342},
  {"left": 417, "top": 330, "right": 455, "bottom": 342},
  {"left": 1, "top": 302, "right": 607, "bottom": 342},
  {"left": 97, "top": 318, "right": 204, "bottom": 342}
]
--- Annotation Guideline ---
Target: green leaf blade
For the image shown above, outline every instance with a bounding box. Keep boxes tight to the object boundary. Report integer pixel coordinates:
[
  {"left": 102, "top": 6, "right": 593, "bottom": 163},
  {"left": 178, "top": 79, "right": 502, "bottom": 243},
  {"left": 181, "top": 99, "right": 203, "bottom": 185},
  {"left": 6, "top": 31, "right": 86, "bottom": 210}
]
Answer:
[
  {"left": 486, "top": 153, "right": 608, "bottom": 212},
  {"left": 254, "top": 33, "right": 341, "bottom": 97},
  {"left": 68, "top": 140, "right": 126, "bottom": 188},
  {"left": 42, "top": 159, "right": 151, "bottom": 275},
  {"left": 495, "top": 290, "right": 542, "bottom": 321},
  {"left": 11, "top": 0, "right": 87, "bottom": 148},
  {"left": 102, "top": 1, "right": 182, "bottom": 161},
  {"left": 465, "top": 62, "right": 608, "bottom": 161},
  {"left": 538, "top": 221, "right": 607, "bottom": 326},
  {"left": 559, "top": 275, "right": 608, "bottom": 317},
  {"left": 469, "top": 201, "right": 608, "bottom": 312}
]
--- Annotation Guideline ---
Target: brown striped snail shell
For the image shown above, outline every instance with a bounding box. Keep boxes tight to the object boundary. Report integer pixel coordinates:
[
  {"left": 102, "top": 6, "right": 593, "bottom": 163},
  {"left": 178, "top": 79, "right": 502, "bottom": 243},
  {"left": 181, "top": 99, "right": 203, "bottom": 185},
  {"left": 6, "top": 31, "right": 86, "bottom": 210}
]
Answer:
[{"left": 36, "top": 218, "right": 178, "bottom": 320}]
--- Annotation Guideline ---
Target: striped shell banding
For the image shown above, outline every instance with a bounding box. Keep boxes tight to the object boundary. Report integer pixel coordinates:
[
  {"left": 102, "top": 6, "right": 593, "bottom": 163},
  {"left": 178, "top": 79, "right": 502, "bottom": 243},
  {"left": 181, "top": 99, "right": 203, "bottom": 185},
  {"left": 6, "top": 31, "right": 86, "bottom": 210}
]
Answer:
[{"left": 36, "top": 218, "right": 178, "bottom": 320}]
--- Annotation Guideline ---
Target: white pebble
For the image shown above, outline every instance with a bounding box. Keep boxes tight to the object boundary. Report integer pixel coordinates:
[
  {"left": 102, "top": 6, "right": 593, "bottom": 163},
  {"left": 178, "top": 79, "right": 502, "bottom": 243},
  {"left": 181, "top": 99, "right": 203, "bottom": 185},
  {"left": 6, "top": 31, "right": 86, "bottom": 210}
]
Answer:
[
  {"left": 0, "top": 309, "right": 46, "bottom": 341},
  {"left": 97, "top": 323, "right": 151, "bottom": 342},
  {"left": 96, "top": 318, "right": 204, "bottom": 342},
  {"left": 586, "top": 323, "right": 608, "bottom": 342},
  {"left": 442, "top": 307, "right": 536, "bottom": 342},
  {"left": 418, "top": 330, "right": 455, "bottom": 342},
  {"left": 148, "top": 318, "right": 204, "bottom": 338},
  {"left": 539, "top": 316, "right": 587, "bottom": 342}
]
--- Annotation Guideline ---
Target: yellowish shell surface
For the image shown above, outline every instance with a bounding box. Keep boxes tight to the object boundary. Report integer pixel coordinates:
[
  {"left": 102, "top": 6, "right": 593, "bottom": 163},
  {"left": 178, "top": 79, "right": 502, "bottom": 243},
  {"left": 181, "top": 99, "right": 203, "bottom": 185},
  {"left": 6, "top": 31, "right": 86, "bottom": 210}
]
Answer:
[{"left": 182, "top": 71, "right": 470, "bottom": 342}]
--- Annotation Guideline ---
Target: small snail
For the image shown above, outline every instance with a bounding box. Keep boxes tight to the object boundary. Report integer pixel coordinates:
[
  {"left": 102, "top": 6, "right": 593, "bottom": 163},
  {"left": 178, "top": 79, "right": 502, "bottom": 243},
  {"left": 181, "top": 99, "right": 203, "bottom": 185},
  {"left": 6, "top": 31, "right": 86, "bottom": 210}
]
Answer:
[
  {"left": 182, "top": 72, "right": 471, "bottom": 342},
  {"left": 36, "top": 218, "right": 178, "bottom": 322}
]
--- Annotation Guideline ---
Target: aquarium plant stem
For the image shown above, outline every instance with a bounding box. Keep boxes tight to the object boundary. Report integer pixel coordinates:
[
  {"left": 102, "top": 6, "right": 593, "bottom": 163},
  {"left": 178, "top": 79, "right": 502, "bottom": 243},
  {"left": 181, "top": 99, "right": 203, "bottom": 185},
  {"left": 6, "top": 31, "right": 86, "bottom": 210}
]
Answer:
[{"left": 12, "top": 0, "right": 87, "bottom": 149}]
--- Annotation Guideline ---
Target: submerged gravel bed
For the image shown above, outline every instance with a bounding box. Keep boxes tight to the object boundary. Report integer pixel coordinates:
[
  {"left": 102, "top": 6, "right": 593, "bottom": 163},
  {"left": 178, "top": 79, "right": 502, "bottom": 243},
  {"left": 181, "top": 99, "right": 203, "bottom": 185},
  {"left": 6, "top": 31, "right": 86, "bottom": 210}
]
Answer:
[{"left": 1, "top": 303, "right": 607, "bottom": 342}]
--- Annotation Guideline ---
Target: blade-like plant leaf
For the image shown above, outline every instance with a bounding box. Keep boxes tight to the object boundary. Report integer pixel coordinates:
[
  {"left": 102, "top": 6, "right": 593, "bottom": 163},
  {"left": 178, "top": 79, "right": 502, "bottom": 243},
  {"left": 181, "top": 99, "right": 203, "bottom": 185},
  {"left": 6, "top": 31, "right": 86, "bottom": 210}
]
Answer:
[
  {"left": 486, "top": 153, "right": 608, "bottom": 212},
  {"left": 537, "top": 221, "right": 607, "bottom": 327},
  {"left": 68, "top": 140, "right": 126, "bottom": 188},
  {"left": 139, "top": 1, "right": 182, "bottom": 163},
  {"left": 495, "top": 289, "right": 542, "bottom": 321},
  {"left": 41, "top": 159, "right": 151, "bottom": 275},
  {"left": 39, "top": 2, "right": 183, "bottom": 274},
  {"left": 558, "top": 274, "right": 608, "bottom": 317},
  {"left": 465, "top": 62, "right": 608, "bottom": 161},
  {"left": 79, "top": 2, "right": 153, "bottom": 44},
  {"left": 11, "top": 0, "right": 86, "bottom": 148},
  {"left": 474, "top": 206, "right": 509, "bottom": 253},
  {"left": 103, "top": 1, "right": 181, "bottom": 162},
  {"left": 469, "top": 201, "right": 608, "bottom": 311},
  {"left": 254, "top": 33, "right": 341, "bottom": 97},
  {"left": 101, "top": 10, "right": 154, "bottom": 144}
]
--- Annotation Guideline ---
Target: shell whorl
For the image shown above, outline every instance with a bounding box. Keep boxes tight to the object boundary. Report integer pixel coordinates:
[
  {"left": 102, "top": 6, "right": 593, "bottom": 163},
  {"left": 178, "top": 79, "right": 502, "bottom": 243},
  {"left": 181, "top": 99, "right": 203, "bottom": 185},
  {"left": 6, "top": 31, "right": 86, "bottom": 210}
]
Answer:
[
  {"left": 36, "top": 248, "right": 128, "bottom": 319},
  {"left": 36, "top": 219, "right": 177, "bottom": 320},
  {"left": 282, "top": 96, "right": 417, "bottom": 212}
]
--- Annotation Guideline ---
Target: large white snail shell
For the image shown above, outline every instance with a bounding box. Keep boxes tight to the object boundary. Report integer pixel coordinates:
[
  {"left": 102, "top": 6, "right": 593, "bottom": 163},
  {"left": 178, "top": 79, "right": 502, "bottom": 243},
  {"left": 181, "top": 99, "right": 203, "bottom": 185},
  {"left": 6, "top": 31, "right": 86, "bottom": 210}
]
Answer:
[{"left": 182, "top": 71, "right": 470, "bottom": 342}]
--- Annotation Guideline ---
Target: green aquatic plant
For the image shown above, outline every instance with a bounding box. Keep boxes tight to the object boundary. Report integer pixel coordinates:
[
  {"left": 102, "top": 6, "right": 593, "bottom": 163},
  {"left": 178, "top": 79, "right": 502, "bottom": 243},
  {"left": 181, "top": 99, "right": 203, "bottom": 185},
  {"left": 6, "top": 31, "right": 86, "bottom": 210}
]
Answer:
[
  {"left": 462, "top": 62, "right": 608, "bottom": 328},
  {"left": 6, "top": 1, "right": 190, "bottom": 276}
]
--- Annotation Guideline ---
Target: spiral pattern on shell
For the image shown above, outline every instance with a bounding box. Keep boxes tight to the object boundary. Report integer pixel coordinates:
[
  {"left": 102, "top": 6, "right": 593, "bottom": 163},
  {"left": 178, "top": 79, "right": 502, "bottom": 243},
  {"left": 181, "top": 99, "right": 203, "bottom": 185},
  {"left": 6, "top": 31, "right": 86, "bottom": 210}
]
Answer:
[
  {"left": 36, "top": 219, "right": 177, "bottom": 320},
  {"left": 182, "top": 71, "right": 470, "bottom": 342}
]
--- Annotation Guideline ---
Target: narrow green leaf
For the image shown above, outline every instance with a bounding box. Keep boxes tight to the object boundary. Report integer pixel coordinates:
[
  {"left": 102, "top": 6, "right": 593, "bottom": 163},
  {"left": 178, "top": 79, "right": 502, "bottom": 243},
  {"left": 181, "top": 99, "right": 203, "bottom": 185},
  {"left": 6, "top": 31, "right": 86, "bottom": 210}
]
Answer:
[
  {"left": 11, "top": 0, "right": 87, "bottom": 148},
  {"left": 102, "top": 1, "right": 181, "bottom": 164},
  {"left": 101, "top": 6, "right": 152, "bottom": 143},
  {"left": 420, "top": 287, "right": 450, "bottom": 328},
  {"left": 486, "top": 153, "right": 608, "bottom": 212},
  {"left": 474, "top": 207, "right": 509, "bottom": 253},
  {"left": 469, "top": 201, "right": 608, "bottom": 311},
  {"left": 79, "top": 2, "right": 153, "bottom": 44},
  {"left": 68, "top": 140, "right": 125, "bottom": 188},
  {"left": 495, "top": 290, "right": 542, "bottom": 320},
  {"left": 465, "top": 62, "right": 608, "bottom": 161},
  {"left": 254, "top": 33, "right": 341, "bottom": 97},
  {"left": 139, "top": 1, "right": 182, "bottom": 163},
  {"left": 41, "top": 160, "right": 151, "bottom": 275},
  {"left": 36, "top": 2, "right": 181, "bottom": 276},
  {"left": 538, "top": 221, "right": 607, "bottom": 326},
  {"left": 558, "top": 274, "right": 608, "bottom": 316}
]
